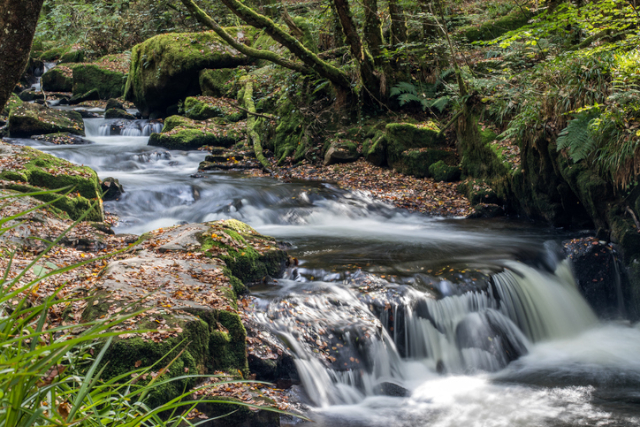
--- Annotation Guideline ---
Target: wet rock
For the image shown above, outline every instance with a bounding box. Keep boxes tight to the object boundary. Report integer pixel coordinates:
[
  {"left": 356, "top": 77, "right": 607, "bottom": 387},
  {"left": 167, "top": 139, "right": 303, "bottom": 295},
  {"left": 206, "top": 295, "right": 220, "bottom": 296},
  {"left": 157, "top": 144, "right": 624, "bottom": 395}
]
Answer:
[
  {"left": 563, "top": 237, "right": 628, "bottom": 319},
  {"left": 104, "top": 108, "right": 136, "bottom": 120},
  {"left": 101, "top": 177, "right": 125, "bottom": 201},
  {"left": 69, "top": 89, "right": 100, "bottom": 105},
  {"left": 467, "top": 203, "right": 505, "bottom": 219},
  {"left": 190, "top": 173, "right": 205, "bottom": 178},
  {"left": 31, "top": 132, "right": 92, "bottom": 145},
  {"left": 41, "top": 67, "right": 73, "bottom": 92},
  {"left": 18, "top": 90, "right": 45, "bottom": 102},
  {"left": 244, "top": 317, "right": 299, "bottom": 384},
  {"left": 74, "top": 109, "right": 101, "bottom": 119},
  {"left": 8, "top": 103, "right": 84, "bottom": 137},
  {"left": 105, "top": 98, "right": 124, "bottom": 110},
  {"left": 374, "top": 382, "right": 409, "bottom": 397},
  {"left": 323, "top": 139, "right": 360, "bottom": 166}
]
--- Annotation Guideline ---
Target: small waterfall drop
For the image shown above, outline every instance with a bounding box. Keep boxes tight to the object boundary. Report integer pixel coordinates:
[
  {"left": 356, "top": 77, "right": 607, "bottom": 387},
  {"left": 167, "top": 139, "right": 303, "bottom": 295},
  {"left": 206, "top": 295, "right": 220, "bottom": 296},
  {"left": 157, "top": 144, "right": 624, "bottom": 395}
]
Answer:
[{"left": 256, "top": 257, "right": 599, "bottom": 407}]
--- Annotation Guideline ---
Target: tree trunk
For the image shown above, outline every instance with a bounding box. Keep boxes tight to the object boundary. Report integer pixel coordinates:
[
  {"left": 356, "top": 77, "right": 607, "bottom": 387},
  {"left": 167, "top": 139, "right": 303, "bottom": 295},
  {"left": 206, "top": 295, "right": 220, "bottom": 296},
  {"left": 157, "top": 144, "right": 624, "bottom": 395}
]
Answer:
[
  {"left": 218, "top": 0, "right": 352, "bottom": 91},
  {"left": 332, "top": 0, "right": 381, "bottom": 100},
  {"left": 330, "top": 3, "right": 346, "bottom": 48},
  {"left": 363, "top": 0, "right": 384, "bottom": 65},
  {"left": 0, "top": 0, "right": 45, "bottom": 111},
  {"left": 389, "top": 0, "right": 408, "bottom": 45}
]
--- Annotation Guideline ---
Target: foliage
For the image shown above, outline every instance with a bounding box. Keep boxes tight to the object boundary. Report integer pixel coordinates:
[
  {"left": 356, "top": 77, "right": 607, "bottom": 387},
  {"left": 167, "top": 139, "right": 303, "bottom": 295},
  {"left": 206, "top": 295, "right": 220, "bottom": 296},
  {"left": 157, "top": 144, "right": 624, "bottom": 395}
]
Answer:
[
  {"left": 390, "top": 71, "right": 453, "bottom": 113},
  {"left": 556, "top": 107, "right": 600, "bottom": 162}
]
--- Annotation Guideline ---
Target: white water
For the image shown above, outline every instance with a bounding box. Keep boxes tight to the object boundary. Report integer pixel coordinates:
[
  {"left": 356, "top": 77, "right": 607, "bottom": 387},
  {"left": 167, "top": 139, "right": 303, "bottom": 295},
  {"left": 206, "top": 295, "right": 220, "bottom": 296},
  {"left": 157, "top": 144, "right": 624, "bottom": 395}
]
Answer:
[{"left": 8, "top": 115, "right": 640, "bottom": 426}]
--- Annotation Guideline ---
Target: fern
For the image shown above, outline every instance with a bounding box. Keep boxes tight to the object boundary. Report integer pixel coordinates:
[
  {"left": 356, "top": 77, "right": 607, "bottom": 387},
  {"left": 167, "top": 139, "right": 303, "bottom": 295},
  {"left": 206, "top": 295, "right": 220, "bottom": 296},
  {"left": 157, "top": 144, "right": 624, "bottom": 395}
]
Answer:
[
  {"left": 390, "top": 80, "right": 450, "bottom": 112},
  {"left": 556, "top": 110, "right": 600, "bottom": 162}
]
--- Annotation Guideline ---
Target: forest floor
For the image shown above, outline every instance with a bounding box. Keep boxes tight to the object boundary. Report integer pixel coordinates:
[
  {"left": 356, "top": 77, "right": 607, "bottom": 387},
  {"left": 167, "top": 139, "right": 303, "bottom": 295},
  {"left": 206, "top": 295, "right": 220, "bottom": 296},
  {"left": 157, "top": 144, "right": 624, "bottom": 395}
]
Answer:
[{"left": 250, "top": 158, "right": 474, "bottom": 217}]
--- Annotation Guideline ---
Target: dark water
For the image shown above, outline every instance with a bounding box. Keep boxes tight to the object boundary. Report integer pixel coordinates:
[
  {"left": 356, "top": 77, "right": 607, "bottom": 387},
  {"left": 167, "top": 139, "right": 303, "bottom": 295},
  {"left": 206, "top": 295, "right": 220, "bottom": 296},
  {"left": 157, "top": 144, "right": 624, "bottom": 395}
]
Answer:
[{"left": 10, "top": 116, "right": 640, "bottom": 427}]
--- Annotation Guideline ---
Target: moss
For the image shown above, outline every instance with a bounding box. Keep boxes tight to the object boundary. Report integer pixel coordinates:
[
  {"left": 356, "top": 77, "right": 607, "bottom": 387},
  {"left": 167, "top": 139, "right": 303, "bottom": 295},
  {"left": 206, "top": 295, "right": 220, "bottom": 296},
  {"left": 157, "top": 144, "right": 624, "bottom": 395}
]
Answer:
[
  {"left": 183, "top": 96, "right": 243, "bottom": 121},
  {"left": 429, "top": 160, "right": 462, "bottom": 182},
  {"left": 41, "top": 68, "right": 73, "bottom": 92},
  {"left": 458, "top": 10, "right": 531, "bottom": 42},
  {"left": 273, "top": 98, "right": 307, "bottom": 163},
  {"left": 363, "top": 133, "right": 387, "bottom": 166},
  {"left": 124, "top": 30, "right": 254, "bottom": 117},
  {"left": 73, "top": 64, "right": 125, "bottom": 99},
  {"left": 104, "top": 108, "right": 135, "bottom": 119},
  {"left": 39, "top": 46, "right": 70, "bottom": 61},
  {"left": 199, "top": 68, "right": 242, "bottom": 98},
  {"left": 608, "top": 207, "right": 640, "bottom": 263},
  {"left": 206, "top": 310, "right": 248, "bottom": 373},
  {"left": 459, "top": 121, "right": 509, "bottom": 179},
  {"left": 59, "top": 49, "right": 85, "bottom": 63},
  {"left": 8, "top": 103, "right": 84, "bottom": 137},
  {"left": 293, "top": 16, "right": 318, "bottom": 52},
  {"left": 1, "top": 93, "right": 23, "bottom": 115}
]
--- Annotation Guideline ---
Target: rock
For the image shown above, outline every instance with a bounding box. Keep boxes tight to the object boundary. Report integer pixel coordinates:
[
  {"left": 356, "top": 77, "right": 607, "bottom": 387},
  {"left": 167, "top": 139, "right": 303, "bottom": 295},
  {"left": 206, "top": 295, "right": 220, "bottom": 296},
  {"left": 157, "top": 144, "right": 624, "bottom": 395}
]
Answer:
[
  {"left": 386, "top": 122, "right": 457, "bottom": 178},
  {"left": 429, "top": 160, "right": 461, "bottom": 182},
  {"left": 69, "top": 89, "right": 101, "bottom": 105},
  {"left": 100, "top": 177, "right": 124, "bottom": 201},
  {"left": 8, "top": 103, "right": 85, "bottom": 137},
  {"left": 124, "top": 30, "right": 254, "bottom": 117},
  {"left": 41, "top": 67, "right": 74, "bottom": 92},
  {"left": 183, "top": 96, "right": 245, "bottom": 121},
  {"left": 104, "top": 108, "right": 136, "bottom": 120},
  {"left": 323, "top": 139, "right": 360, "bottom": 166},
  {"left": 1, "top": 93, "right": 23, "bottom": 115},
  {"left": 59, "top": 49, "right": 85, "bottom": 63},
  {"left": 39, "top": 46, "right": 70, "bottom": 61},
  {"left": 18, "top": 90, "right": 45, "bottom": 102},
  {"left": 467, "top": 203, "right": 505, "bottom": 219},
  {"left": 0, "top": 141, "right": 103, "bottom": 221},
  {"left": 564, "top": 237, "right": 628, "bottom": 319},
  {"left": 74, "top": 108, "right": 101, "bottom": 119},
  {"left": 374, "top": 382, "right": 409, "bottom": 397},
  {"left": 73, "top": 64, "right": 125, "bottom": 99},
  {"left": 31, "top": 132, "right": 92, "bottom": 145},
  {"left": 363, "top": 133, "right": 387, "bottom": 166},
  {"left": 200, "top": 68, "right": 242, "bottom": 98},
  {"left": 148, "top": 116, "right": 245, "bottom": 150},
  {"left": 105, "top": 98, "right": 124, "bottom": 110}
]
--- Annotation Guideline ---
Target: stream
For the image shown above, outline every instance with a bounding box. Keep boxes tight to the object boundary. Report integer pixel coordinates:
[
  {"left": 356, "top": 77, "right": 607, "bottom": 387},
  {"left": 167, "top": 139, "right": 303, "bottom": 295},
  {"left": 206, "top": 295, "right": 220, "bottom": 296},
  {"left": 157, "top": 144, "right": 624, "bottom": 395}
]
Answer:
[{"left": 10, "top": 117, "right": 640, "bottom": 426}]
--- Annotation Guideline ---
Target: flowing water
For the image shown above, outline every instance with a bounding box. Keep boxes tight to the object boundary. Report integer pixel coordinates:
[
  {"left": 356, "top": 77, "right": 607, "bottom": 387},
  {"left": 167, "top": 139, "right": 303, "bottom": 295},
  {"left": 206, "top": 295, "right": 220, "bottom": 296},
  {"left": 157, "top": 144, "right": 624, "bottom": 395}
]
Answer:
[{"left": 10, "top": 116, "right": 640, "bottom": 426}]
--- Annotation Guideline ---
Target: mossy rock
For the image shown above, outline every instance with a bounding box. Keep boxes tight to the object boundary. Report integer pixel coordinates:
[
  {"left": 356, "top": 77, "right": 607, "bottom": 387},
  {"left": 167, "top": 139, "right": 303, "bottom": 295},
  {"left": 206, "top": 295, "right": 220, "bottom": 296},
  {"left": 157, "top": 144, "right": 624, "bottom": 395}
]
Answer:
[
  {"left": 458, "top": 10, "right": 531, "bottom": 42},
  {"left": 323, "top": 139, "right": 360, "bottom": 166},
  {"left": 69, "top": 89, "right": 100, "bottom": 105},
  {"left": 39, "top": 46, "right": 70, "bottom": 61},
  {"left": 73, "top": 64, "right": 125, "bottom": 99},
  {"left": 8, "top": 103, "right": 84, "bottom": 137},
  {"left": 363, "top": 133, "right": 387, "bottom": 166},
  {"left": 272, "top": 98, "right": 306, "bottom": 163},
  {"left": 105, "top": 108, "right": 135, "bottom": 119},
  {"left": 386, "top": 122, "right": 454, "bottom": 177},
  {"left": 183, "top": 96, "right": 244, "bottom": 121},
  {"left": 199, "top": 68, "right": 242, "bottom": 98},
  {"left": 41, "top": 67, "right": 73, "bottom": 92},
  {"left": 59, "top": 49, "right": 85, "bottom": 63},
  {"left": 429, "top": 160, "right": 462, "bottom": 182},
  {"left": 124, "top": 30, "right": 254, "bottom": 117},
  {"left": 1, "top": 93, "right": 23, "bottom": 115},
  {"left": 0, "top": 142, "right": 102, "bottom": 221},
  {"left": 149, "top": 116, "right": 245, "bottom": 150}
]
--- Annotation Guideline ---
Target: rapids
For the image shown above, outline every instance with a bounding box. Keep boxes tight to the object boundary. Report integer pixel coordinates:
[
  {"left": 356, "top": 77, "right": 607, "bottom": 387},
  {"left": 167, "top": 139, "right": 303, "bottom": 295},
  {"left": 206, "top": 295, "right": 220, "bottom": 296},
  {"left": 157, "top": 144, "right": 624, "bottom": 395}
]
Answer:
[{"left": 9, "top": 116, "right": 640, "bottom": 426}]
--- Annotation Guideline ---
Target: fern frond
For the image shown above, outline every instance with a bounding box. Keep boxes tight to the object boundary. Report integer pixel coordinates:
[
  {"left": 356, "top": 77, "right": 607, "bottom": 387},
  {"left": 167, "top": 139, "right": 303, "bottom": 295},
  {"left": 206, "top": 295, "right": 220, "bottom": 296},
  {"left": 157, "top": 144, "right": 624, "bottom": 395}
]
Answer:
[
  {"left": 556, "top": 111, "right": 600, "bottom": 162},
  {"left": 429, "top": 96, "right": 451, "bottom": 113},
  {"left": 398, "top": 93, "right": 422, "bottom": 106}
]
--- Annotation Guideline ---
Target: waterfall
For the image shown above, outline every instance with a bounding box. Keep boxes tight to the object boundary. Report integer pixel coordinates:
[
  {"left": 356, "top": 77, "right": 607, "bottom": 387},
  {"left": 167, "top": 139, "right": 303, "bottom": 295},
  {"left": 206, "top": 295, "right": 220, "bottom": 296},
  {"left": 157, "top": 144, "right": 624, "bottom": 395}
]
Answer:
[{"left": 258, "top": 258, "right": 599, "bottom": 407}]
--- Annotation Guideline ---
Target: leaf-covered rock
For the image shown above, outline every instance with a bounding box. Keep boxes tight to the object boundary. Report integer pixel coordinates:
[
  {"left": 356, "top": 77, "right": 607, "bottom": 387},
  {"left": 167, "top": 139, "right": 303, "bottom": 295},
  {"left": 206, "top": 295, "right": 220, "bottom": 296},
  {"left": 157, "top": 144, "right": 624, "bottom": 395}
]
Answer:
[
  {"left": 148, "top": 115, "right": 245, "bottom": 150},
  {"left": 8, "top": 103, "right": 85, "bottom": 137}
]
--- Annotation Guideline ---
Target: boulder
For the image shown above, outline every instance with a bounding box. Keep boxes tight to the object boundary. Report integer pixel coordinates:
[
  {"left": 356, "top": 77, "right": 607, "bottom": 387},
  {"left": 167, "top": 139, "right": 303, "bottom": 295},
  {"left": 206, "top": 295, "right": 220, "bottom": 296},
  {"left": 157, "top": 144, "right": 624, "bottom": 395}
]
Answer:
[
  {"left": 18, "top": 90, "right": 45, "bottom": 102},
  {"left": 39, "top": 46, "right": 70, "bottom": 61},
  {"left": 105, "top": 98, "right": 124, "bottom": 110},
  {"left": 104, "top": 108, "right": 136, "bottom": 119},
  {"left": 362, "top": 133, "right": 387, "bottom": 166},
  {"left": 124, "top": 30, "right": 254, "bottom": 117},
  {"left": 1, "top": 93, "right": 23, "bottom": 115},
  {"left": 429, "top": 160, "right": 461, "bottom": 182},
  {"left": 73, "top": 64, "right": 125, "bottom": 99},
  {"left": 59, "top": 49, "right": 85, "bottom": 63},
  {"left": 8, "top": 103, "right": 84, "bottom": 137},
  {"left": 69, "top": 89, "right": 100, "bottom": 105},
  {"left": 41, "top": 67, "right": 74, "bottom": 92},
  {"left": 148, "top": 115, "right": 245, "bottom": 150},
  {"left": 467, "top": 203, "right": 505, "bottom": 219},
  {"left": 0, "top": 142, "right": 102, "bottom": 221},
  {"left": 386, "top": 122, "right": 457, "bottom": 178},
  {"left": 324, "top": 139, "right": 360, "bottom": 165},
  {"left": 100, "top": 177, "right": 124, "bottom": 201},
  {"left": 199, "top": 68, "right": 241, "bottom": 98},
  {"left": 183, "top": 96, "right": 245, "bottom": 121}
]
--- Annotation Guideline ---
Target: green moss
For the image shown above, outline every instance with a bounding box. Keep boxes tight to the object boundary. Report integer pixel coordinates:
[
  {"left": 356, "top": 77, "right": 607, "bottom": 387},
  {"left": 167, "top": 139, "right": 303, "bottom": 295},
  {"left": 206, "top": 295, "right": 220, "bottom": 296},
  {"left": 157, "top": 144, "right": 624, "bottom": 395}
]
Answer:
[
  {"left": 458, "top": 10, "right": 531, "bottom": 42},
  {"left": 72, "top": 64, "right": 125, "bottom": 99},
  {"left": 39, "top": 46, "right": 71, "bottom": 61},
  {"left": 429, "top": 160, "right": 462, "bottom": 182},
  {"left": 124, "top": 30, "right": 254, "bottom": 117},
  {"left": 273, "top": 98, "right": 306, "bottom": 163},
  {"left": 363, "top": 132, "right": 387, "bottom": 166},
  {"left": 59, "top": 49, "right": 85, "bottom": 63},
  {"left": 8, "top": 103, "right": 84, "bottom": 137},
  {"left": 199, "top": 68, "right": 242, "bottom": 98},
  {"left": 104, "top": 108, "right": 135, "bottom": 119},
  {"left": 1, "top": 93, "right": 23, "bottom": 115},
  {"left": 41, "top": 68, "right": 73, "bottom": 92},
  {"left": 183, "top": 96, "right": 243, "bottom": 121},
  {"left": 293, "top": 16, "right": 318, "bottom": 52}
]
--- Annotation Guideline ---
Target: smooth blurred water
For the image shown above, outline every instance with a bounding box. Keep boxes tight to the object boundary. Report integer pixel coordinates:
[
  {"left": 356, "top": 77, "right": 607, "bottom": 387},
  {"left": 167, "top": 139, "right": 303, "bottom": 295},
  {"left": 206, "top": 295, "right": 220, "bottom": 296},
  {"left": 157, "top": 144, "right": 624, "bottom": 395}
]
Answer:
[{"left": 9, "top": 117, "right": 640, "bottom": 426}]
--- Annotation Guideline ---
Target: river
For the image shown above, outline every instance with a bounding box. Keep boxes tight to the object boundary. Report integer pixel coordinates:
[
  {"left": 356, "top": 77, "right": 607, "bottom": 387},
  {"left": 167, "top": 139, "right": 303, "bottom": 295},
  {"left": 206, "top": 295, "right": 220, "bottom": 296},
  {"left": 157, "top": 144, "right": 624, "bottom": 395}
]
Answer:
[{"left": 10, "top": 116, "right": 640, "bottom": 426}]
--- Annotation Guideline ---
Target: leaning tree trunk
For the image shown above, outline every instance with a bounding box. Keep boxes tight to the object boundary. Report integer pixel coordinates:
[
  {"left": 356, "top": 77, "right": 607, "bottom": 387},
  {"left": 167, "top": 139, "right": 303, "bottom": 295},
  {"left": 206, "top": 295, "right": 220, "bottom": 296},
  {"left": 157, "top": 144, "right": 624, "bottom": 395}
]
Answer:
[
  {"left": 389, "top": 0, "right": 408, "bottom": 45},
  {"left": 0, "top": 0, "right": 45, "bottom": 111}
]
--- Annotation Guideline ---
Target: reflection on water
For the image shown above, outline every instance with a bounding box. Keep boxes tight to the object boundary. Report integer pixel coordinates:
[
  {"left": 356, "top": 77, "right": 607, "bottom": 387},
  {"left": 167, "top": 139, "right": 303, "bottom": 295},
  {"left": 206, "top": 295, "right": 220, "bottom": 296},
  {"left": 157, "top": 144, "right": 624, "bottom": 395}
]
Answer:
[{"left": 7, "top": 116, "right": 640, "bottom": 427}]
